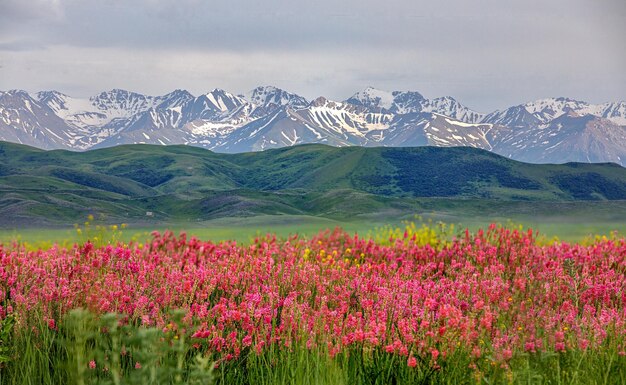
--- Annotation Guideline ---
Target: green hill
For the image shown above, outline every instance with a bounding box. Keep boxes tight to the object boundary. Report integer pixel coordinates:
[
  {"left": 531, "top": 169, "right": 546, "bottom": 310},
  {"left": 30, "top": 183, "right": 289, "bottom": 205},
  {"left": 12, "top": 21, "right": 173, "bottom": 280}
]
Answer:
[{"left": 1, "top": 141, "right": 626, "bottom": 226}]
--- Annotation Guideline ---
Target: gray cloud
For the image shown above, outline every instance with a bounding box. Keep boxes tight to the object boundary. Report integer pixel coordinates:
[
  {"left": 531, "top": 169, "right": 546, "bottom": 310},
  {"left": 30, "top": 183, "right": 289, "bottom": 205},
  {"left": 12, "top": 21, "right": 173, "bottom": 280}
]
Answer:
[{"left": 0, "top": 0, "right": 624, "bottom": 111}]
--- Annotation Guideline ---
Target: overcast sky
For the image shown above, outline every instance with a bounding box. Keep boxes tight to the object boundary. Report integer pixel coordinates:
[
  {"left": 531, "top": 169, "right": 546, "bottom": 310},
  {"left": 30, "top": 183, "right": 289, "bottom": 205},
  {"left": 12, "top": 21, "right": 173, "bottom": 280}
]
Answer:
[{"left": 0, "top": 0, "right": 624, "bottom": 112}]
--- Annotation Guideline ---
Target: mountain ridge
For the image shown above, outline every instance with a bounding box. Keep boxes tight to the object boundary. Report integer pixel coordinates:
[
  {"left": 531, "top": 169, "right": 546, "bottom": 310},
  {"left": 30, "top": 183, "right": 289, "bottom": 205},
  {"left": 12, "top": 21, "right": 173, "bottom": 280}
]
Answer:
[{"left": 1, "top": 86, "right": 625, "bottom": 165}]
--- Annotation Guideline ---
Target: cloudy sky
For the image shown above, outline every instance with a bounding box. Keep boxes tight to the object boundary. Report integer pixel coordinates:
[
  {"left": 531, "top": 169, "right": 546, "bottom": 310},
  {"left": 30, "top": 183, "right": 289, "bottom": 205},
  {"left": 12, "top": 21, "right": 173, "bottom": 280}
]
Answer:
[{"left": 0, "top": 0, "right": 624, "bottom": 112}]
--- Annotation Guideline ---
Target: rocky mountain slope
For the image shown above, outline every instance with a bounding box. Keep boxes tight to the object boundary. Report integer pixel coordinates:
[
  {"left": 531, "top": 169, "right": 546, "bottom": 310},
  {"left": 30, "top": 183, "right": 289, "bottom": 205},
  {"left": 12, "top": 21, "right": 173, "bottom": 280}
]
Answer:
[{"left": 1, "top": 86, "right": 625, "bottom": 166}]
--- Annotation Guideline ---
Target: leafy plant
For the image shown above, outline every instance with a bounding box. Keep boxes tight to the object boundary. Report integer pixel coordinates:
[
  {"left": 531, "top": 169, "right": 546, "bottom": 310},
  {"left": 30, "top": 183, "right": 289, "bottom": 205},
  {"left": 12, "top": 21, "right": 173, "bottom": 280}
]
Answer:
[{"left": 0, "top": 314, "right": 15, "bottom": 367}]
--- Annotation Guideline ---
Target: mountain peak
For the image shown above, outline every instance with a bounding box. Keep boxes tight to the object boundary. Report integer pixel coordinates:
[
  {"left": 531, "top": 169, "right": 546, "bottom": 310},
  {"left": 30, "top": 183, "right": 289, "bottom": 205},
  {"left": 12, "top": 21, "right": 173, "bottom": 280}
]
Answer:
[
  {"left": 99, "top": 88, "right": 139, "bottom": 97},
  {"left": 246, "top": 85, "right": 308, "bottom": 109},
  {"left": 192, "top": 88, "right": 247, "bottom": 116},
  {"left": 36, "top": 90, "right": 69, "bottom": 99},
  {"left": 310, "top": 96, "right": 331, "bottom": 107},
  {"left": 157, "top": 89, "right": 194, "bottom": 109},
  {"left": 167, "top": 89, "right": 193, "bottom": 97},
  {"left": 3, "top": 89, "right": 31, "bottom": 97},
  {"left": 202, "top": 88, "right": 237, "bottom": 98},
  {"left": 346, "top": 87, "right": 394, "bottom": 109},
  {"left": 91, "top": 89, "right": 148, "bottom": 103}
]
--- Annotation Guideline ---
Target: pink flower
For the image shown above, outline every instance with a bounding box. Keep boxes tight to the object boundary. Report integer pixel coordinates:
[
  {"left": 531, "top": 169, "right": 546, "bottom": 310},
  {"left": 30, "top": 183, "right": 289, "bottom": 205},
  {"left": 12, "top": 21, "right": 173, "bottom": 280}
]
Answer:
[
  {"left": 2, "top": 223, "right": 626, "bottom": 368},
  {"left": 135, "top": 362, "right": 142, "bottom": 369},
  {"left": 88, "top": 360, "right": 96, "bottom": 369},
  {"left": 407, "top": 356, "right": 417, "bottom": 368},
  {"left": 554, "top": 331, "right": 564, "bottom": 342}
]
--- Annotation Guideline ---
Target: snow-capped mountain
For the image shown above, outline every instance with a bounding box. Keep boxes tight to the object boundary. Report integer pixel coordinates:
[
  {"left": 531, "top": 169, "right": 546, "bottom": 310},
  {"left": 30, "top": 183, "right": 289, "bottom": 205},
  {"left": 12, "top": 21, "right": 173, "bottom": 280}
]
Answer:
[
  {"left": 599, "top": 102, "right": 626, "bottom": 126},
  {"left": 345, "top": 87, "right": 484, "bottom": 123},
  {"left": 245, "top": 85, "right": 309, "bottom": 117},
  {"left": 217, "top": 96, "right": 394, "bottom": 152},
  {"left": 92, "top": 89, "right": 256, "bottom": 149},
  {"left": 33, "top": 89, "right": 171, "bottom": 149},
  {"left": 0, "top": 90, "right": 77, "bottom": 149},
  {"left": 482, "top": 105, "right": 543, "bottom": 129},
  {"left": 346, "top": 87, "right": 402, "bottom": 110},
  {"left": 1, "top": 86, "right": 625, "bottom": 166},
  {"left": 382, "top": 113, "right": 499, "bottom": 149},
  {"left": 419, "top": 97, "right": 485, "bottom": 123},
  {"left": 36, "top": 89, "right": 160, "bottom": 130},
  {"left": 483, "top": 98, "right": 626, "bottom": 128},
  {"left": 493, "top": 110, "right": 626, "bottom": 165}
]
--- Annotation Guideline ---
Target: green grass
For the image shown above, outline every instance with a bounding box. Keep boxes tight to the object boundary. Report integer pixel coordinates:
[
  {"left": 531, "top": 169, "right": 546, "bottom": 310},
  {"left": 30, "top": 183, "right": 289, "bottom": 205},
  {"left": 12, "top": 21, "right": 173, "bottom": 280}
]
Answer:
[
  {"left": 1, "top": 211, "right": 624, "bottom": 248},
  {"left": 2, "top": 310, "right": 625, "bottom": 385}
]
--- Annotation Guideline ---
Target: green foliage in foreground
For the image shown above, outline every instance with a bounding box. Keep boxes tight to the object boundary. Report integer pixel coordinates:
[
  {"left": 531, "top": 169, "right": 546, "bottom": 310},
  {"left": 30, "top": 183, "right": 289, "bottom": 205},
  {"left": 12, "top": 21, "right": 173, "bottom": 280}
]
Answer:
[
  {"left": 1, "top": 310, "right": 625, "bottom": 385},
  {"left": 1, "top": 310, "right": 213, "bottom": 385}
]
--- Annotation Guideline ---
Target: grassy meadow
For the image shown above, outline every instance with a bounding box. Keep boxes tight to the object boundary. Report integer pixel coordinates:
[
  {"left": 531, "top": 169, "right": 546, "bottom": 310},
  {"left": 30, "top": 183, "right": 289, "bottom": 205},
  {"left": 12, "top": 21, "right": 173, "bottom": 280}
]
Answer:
[
  {"left": 1, "top": 209, "right": 624, "bottom": 248},
  {"left": 1, "top": 216, "right": 626, "bottom": 384}
]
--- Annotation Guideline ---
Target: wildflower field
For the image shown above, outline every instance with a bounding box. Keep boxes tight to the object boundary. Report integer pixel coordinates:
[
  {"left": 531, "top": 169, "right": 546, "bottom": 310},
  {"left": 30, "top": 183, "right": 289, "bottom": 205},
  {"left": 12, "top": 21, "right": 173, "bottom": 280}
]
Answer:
[{"left": 1, "top": 222, "right": 626, "bottom": 384}]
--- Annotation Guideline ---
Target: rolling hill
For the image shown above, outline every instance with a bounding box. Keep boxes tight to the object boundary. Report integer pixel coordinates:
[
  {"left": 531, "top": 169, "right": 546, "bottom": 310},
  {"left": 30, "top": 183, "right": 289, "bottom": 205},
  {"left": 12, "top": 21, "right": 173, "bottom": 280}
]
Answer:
[{"left": 1, "top": 141, "right": 626, "bottom": 227}]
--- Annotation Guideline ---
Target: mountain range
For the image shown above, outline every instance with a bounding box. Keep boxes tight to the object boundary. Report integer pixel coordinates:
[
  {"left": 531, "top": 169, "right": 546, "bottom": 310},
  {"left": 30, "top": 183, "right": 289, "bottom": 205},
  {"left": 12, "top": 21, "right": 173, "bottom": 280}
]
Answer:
[{"left": 1, "top": 86, "right": 625, "bottom": 165}]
